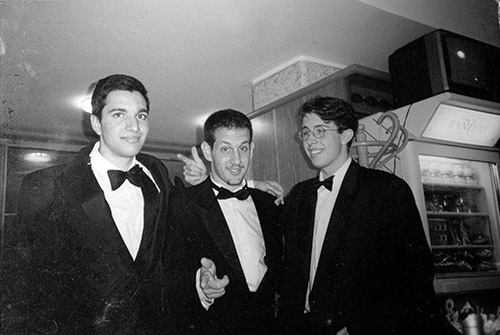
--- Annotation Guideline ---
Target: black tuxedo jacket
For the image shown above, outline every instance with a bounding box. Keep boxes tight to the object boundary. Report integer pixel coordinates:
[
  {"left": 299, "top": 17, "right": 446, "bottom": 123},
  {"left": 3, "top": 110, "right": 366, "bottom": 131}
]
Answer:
[
  {"left": 1, "top": 144, "right": 184, "bottom": 334},
  {"left": 168, "top": 178, "right": 284, "bottom": 335},
  {"left": 280, "top": 161, "right": 441, "bottom": 335}
]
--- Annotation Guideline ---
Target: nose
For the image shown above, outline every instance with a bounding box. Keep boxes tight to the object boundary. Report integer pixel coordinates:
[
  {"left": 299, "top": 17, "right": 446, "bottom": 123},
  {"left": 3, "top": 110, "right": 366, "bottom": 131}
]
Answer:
[
  {"left": 230, "top": 150, "right": 241, "bottom": 164},
  {"left": 126, "top": 116, "right": 140, "bottom": 132},
  {"left": 305, "top": 134, "right": 318, "bottom": 146}
]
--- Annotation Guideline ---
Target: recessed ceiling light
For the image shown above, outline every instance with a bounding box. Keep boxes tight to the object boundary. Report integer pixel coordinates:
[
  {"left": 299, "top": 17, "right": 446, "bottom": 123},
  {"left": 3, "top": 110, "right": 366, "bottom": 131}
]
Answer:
[
  {"left": 24, "top": 152, "right": 51, "bottom": 163},
  {"left": 81, "top": 97, "right": 92, "bottom": 113}
]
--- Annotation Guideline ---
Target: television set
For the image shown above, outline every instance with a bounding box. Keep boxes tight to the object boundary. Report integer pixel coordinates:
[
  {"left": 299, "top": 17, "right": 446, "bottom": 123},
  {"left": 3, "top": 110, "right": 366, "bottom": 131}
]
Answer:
[{"left": 389, "top": 29, "right": 500, "bottom": 108}]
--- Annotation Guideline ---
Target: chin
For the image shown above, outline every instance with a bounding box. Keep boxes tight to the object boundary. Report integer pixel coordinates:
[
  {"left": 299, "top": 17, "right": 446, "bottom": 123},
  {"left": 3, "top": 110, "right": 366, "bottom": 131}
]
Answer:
[
  {"left": 309, "top": 157, "right": 324, "bottom": 168},
  {"left": 226, "top": 177, "right": 244, "bottom": 186}
]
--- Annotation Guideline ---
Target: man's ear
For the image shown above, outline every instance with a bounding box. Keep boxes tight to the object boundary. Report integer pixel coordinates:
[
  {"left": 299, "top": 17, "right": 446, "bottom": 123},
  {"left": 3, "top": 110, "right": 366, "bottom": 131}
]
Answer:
[
  {"left": 341, "top": 129, "right": 354, "bottom": 145},
  {"left": 250, "top": 141, "right": 255, "bottom": 159},
  {"left": 201, "top": 141, "right": 213, "bottom": 162},
  {"left": 90, "top": 115, "right": 102, "bottom": 136}
]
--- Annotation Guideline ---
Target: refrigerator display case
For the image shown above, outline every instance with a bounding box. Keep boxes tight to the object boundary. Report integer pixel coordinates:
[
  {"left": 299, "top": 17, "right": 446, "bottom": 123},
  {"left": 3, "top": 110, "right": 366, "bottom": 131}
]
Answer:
[{"left": 358, "top": 92, "right": 500, "bottom": 294}]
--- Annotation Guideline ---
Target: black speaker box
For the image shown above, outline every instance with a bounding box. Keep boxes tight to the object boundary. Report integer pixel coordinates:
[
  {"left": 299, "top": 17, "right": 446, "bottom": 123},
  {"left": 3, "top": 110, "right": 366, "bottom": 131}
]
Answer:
[{"left": 389, "top": 29, "right": 500, "bottom": 108}]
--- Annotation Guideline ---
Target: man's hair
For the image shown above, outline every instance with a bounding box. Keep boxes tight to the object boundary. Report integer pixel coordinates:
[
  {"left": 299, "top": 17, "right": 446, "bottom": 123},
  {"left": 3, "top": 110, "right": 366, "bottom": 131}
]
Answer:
[
  {"left": 299, "top": 96, "right": 358, "bottom": 146},
  {"left": 91, "top": 74, "right": 149, "bottom": 119},
  {"left": 204, "top": 109, "right": 253, "bottom": 147}
]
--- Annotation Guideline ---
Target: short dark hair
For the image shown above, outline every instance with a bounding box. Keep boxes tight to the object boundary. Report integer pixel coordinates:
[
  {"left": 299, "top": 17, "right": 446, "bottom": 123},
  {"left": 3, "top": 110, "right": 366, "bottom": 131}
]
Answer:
[
  {"left": 299, "top": 96, "right": 358, "bottom": 146},
  {"left": 91, "top": 74, "right": 149, "bottom": 119},
  {"left": 204, "top": 109, "right": 253, "bottom": 147}
]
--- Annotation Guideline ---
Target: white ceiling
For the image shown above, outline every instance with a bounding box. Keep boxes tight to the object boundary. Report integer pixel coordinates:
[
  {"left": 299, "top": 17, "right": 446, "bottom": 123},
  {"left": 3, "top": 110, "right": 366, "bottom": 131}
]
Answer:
[{"left": 1, "top": 0, "right": 498, "bottom": 152}]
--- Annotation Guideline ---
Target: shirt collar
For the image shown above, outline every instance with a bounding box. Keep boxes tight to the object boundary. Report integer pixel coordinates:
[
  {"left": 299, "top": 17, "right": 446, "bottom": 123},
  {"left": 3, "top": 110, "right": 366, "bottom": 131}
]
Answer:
[
  {"left": 209, "top": 175, "right": 247, "bottom": 194},
  {"left": 89, "top": 141, "right": 139, "bottom": 172}
]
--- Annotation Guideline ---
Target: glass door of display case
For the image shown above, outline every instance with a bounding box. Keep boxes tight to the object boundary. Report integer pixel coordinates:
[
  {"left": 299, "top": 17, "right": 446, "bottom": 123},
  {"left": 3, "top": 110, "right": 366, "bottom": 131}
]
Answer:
[
  {"left": 396, "top": 140, "right": 500, "bottom": 294},
  {"left": 419, "top": 156, "right": 499, "bottom": 276}
]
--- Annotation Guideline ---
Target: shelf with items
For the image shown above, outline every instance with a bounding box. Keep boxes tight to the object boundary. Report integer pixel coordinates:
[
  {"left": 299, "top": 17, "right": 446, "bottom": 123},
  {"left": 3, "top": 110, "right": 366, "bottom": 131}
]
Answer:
[
  {"left": 420, "top": 157, "right": 480, "bottom": 186},
  {"left": 427, "top": 211, "right": 497, "bottom": 274},
  {"left": 432, "top": 245, "right": 494, "bottom": 250},
  {"left": 427, "top": 212, "right": 489, "bottom": 218},
  {"left": 423, "top": 183, "right": 483, "bottom": 191},
  {"left": 423, "top": 186, "right": 486, "bottom": 215},
  {"left": 433, "top": 247, "right": 497, "bottom": 274}
]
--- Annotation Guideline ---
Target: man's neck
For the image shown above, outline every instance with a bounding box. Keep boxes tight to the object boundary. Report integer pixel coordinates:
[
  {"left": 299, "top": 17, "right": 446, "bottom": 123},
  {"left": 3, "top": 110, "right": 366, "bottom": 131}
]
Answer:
[
  {"left": 210, "top": 174, "right": 245, "bottom": 192},
  {"left": 321, "top": 155, "right": 350, "bottom": 179}
]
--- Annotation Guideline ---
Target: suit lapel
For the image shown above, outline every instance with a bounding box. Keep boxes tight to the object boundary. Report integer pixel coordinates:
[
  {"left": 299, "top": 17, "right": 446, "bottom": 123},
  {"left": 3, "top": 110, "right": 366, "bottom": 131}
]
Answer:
[
  {"left": 197, "top": 180, "right": 247, "bottom": 286},
  {"left": 134, "top": 156, "right": 170, "bottom": 272},
  {"left": 134, "top": 158, "right": 159, "bottom": 266},
  {"left": 297, "top": 181, "right": 319, "bottom": 285},
  {"left": 65, "top": 151, "right": 135, "bottom": 268}
]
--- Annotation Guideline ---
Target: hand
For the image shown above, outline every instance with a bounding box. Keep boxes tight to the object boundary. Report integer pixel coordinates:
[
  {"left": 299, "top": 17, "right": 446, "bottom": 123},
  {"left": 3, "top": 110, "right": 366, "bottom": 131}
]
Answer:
[
  {"left": 253, "top": 180, "right": 284, "bottom": 205},
  {"left": 199, "top": 257, "right": 229, "bottom": 300},
  {"left": 177, "top": 146, "right": 208, "bottom": 186}
]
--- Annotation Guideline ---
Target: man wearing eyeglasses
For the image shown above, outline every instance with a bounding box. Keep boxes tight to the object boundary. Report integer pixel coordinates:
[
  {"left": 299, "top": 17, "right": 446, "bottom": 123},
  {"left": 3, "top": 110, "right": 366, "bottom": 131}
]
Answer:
[{"left": 278, "top": 96, "right": 442, "bottom": 335}]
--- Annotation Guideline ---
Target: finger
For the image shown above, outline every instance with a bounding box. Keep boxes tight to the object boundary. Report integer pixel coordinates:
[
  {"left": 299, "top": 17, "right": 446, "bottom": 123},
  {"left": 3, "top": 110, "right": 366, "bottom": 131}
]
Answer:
[
  {"left": 265, "top": 181, "right": 284, "bottom": 196},
  {"left": 183, "top": 165, "right": 204, "bottom": 174},
  {"left": 200, "top": 257, "right": 215, "bottom": 273},
  {"left": 219, "top": 275, "right": 229, "bottom": 288},
  {"left": 191, "top": 146, "right": 204, "bottom": 166},
  {"left": 206, "top": 290, "right": 225, "bottom": 300},
  {"left": 203, "top": 287, "right": 226, "bottom": 300},
  {"left": 205, "top": 275, "right": 229, "bottom": 290},
  {"left": 176, "top": 153, "right": 192, "bottom": 164},
  {"left": 203, "top": 276, "right": 230, "bottom": 298},
  {"left": 200, "top": 273, "right": 209, "bottom": 289},
  {"left": 277, "top": 194, "right": 284, "bottom": 205}
]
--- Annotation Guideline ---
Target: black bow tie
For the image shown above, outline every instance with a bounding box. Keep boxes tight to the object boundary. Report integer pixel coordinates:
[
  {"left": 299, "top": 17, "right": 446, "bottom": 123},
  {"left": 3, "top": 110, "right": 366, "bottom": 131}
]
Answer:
[
  {"left": 313, "top": 176, "right": 334, "bottom": 191},
  {"left": 211, "top": 181, "right": 250, "bottom": 200},
  {"left": 108, "top": 165, "right": 147, "bottom": 191}
]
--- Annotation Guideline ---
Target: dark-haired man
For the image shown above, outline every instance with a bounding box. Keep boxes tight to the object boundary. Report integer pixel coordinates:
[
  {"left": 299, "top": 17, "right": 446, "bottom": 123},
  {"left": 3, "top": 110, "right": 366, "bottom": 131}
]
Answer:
[
  {"left": 1, "top": 74, "right": 225, "bottom": 334},
  {"left": 279, "top": 96, "right": 441, "bottom": 335},
  {"left": 169, "top": 109, "right": 283, "bottom": 334}
]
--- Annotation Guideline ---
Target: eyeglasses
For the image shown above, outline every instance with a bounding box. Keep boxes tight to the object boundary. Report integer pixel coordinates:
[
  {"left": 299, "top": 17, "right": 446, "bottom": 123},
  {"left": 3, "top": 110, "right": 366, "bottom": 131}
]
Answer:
[{"left": 297, "top": 126, "right": 340, "bottom": 141}]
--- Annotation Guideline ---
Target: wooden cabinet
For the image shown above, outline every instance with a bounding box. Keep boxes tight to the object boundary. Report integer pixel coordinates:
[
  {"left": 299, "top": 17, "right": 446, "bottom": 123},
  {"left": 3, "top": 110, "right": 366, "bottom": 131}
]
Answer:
[{"left": 248, "top": 64, "right": 393, "bottom": 194}]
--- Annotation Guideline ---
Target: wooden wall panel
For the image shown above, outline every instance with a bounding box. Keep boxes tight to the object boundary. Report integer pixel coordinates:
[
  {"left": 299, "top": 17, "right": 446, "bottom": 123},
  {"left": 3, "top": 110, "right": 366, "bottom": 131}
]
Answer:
[
  {"left": 251, "top": 112, "right": 279, "bottom": 183},
  {"left": 249, "top": 65, "right": 391, "bottom": 195},
  {"left": 251, "top": 80, "right": 343, "bottom": 195}
]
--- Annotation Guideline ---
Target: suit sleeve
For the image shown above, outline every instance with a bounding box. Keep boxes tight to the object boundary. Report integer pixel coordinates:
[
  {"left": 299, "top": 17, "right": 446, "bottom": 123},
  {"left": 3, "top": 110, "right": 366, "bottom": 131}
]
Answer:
[
  {"left": 374, "top": 177, "right": 440, "bottom": 333},
  {"left": 163, "top": 187, "right": 208, "bottom": 333},
  {"left": 1, "top": 167, "right": 67, "bottom": 334}
]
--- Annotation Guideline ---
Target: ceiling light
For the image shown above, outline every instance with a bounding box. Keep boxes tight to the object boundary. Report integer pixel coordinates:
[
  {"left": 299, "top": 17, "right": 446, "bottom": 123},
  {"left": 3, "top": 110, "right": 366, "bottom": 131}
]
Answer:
[
  {"left": 24, "top": 152, "right": 52, "bottom": 163},
  {"left": 81, "top": 97, "right": 92, "bottom": 113}
]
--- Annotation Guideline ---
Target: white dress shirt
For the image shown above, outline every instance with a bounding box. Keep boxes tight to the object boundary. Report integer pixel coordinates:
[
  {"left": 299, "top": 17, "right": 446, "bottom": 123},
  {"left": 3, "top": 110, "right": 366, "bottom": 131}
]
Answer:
[
  {"left": 212, "top": 178, "right": 268, "bottom": 292},
  {"left": 306, "top": 157, "right": 352, "bottom": 311},
  {"left": 89, "top": 142, "right": 158, "bottom": 260}
]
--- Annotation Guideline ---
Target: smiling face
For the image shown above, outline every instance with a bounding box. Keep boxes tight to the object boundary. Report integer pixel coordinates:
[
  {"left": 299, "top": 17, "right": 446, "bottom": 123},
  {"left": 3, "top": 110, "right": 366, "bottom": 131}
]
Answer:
[
  {"left": 90, "top": 90, "right": 149, "bottom": 170},
  {"left": 202, "top": 127, "right": 254, "bottom": 191},
  {"left": 301, "top": 113, "right": 353, "bottom": 178}
]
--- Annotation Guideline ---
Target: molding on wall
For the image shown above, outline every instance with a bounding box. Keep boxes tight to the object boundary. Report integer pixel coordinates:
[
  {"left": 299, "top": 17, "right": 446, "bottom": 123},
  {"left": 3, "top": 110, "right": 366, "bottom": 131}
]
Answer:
[{"left": 0, "top": 129, "right": 192, "bottom": 159}]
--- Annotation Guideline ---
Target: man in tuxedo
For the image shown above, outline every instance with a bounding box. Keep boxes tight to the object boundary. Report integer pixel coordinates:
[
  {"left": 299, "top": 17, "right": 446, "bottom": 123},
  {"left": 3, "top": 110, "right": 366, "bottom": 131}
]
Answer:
[
  {"left": 168, "top": 109, "right": 283, "bottom": 334},
  {"left": 279, "top": 96, "right": 441, "bottom": 335},
  {"left": 1, "top": 74, "right": 225, "bottom": 334}
]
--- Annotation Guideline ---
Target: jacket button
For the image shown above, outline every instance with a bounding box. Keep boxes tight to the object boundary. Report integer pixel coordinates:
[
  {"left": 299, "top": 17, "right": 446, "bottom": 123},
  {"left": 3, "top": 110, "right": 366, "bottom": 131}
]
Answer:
[{"left": 325, "top": 318, "right": 334, "bottom": 327}]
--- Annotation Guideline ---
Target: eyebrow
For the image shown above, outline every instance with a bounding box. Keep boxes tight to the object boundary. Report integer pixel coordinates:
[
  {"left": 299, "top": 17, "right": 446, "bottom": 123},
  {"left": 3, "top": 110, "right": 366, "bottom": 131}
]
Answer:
[
  {"left": 107, "top": 107, "right": 149, "bottom": 114},
  {"left": 219, "top": 140, "right": 250, "bottom": 146}
]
